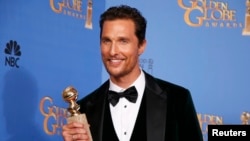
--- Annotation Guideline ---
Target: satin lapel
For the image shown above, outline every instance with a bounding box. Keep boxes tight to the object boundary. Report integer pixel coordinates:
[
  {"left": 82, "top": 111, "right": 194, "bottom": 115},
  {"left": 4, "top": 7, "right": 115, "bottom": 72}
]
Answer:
[
  {"left": 85, "top": 81, "right": 109, "bottom": 141},
  {"left": 145, "top": 73, "right": 167, "bottom": 141}
]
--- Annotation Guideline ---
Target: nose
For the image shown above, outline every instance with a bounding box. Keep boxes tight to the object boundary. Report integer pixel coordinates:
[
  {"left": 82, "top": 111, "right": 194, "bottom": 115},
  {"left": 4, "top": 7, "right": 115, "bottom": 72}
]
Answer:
[{"left": 109, "top": 42, "right": 118, "bottom": 55}]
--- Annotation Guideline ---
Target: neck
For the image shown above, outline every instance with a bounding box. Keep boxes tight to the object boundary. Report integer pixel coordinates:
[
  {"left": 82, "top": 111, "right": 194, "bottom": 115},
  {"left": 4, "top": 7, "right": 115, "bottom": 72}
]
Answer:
[{"left": 110, "top": 68, "right": 141, "bottom": 88}]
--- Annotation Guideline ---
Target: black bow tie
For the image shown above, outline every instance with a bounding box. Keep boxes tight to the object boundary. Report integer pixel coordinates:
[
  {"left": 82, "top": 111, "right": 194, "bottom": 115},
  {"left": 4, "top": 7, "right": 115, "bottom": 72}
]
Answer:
[{"left": 108, "top": 86, "right": 138, "bottom": 106}]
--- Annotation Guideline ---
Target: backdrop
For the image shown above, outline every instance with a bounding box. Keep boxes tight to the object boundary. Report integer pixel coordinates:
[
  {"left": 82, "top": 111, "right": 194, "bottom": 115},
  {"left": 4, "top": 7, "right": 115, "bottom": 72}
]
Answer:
[{"left": 0, "top": 0, "right": 249, "bottom": 141}]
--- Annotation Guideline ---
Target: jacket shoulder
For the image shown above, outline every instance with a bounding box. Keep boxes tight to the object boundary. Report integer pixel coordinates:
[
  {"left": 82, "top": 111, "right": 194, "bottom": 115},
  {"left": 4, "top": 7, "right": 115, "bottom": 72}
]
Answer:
[{"left": 77, "top": 80, "right": 109, "bottom": 112}]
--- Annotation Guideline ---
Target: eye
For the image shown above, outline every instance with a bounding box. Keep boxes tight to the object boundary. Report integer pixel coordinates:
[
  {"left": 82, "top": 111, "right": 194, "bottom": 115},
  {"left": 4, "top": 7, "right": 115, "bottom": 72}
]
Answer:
[
  {"left": 101, "top": 38, "right": 111, "bottom": 45},
  {"left": 119, "top": 39, "right": 128, "bottom": 44}
]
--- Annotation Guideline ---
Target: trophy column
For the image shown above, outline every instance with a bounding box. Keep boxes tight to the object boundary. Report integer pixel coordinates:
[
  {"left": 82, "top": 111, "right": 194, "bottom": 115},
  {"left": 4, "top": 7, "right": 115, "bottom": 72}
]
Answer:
[
  {"left": 243, "top": 0, "right": 250, "bottom": 35},
  {"left": 85, "top": 0, "right": 93, "bottom": 29},
  {"left": 62, "top": 86, "right": 93, "bottom": 141}
]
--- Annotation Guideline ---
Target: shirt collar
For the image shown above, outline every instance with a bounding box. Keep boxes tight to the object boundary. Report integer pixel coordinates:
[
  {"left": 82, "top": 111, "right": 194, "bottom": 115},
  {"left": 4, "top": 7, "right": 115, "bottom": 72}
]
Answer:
[{"left": 109, "top": 69, "right": 146, "bottom": 96}]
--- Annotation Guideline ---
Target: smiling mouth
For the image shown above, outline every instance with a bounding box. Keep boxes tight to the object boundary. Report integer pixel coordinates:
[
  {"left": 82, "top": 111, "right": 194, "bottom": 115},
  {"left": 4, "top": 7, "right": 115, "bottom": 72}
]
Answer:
[
  {"left": 110, "top": 59, "right": 122, "bottom": 62},
  {"left": 108, "top": 58, "right": 123, "bottom": 66}
]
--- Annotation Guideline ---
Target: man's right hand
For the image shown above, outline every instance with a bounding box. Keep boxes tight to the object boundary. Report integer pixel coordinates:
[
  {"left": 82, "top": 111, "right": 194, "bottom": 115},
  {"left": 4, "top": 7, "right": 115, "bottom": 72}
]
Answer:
[{"left": 62, "top": 122, "right": 90, "bottom": 141}]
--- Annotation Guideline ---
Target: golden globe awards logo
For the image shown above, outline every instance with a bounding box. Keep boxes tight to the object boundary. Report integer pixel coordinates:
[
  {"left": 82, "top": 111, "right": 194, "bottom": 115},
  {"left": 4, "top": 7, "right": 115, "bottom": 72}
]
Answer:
[
  {"left": 197, "top": 113, "right": 223, "bottom": 141},
  {"left": 39, "top": 96, "right": 68, "bottom": 135},
  {"left": 49, "top": 0, "right": 93, "bottom": 29},
  {"left": 178, "top": 0, "right": 243, "bottom": 28}
]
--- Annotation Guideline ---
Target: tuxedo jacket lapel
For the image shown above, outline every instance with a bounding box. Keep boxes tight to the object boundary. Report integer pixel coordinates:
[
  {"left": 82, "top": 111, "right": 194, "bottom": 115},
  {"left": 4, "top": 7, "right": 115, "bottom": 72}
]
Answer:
[
  {"left": 80, "top": 81, "right": 110, "bottom": 141},
  {"left": 145, "top": 72, "right": 167, "bottom": 141}
]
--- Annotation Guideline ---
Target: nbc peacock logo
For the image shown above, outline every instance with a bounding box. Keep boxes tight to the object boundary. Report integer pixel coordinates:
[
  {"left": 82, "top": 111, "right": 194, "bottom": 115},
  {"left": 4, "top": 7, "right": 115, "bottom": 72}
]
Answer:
[{"left": 4, "top": 40, "right": 22, "bottom": 68}]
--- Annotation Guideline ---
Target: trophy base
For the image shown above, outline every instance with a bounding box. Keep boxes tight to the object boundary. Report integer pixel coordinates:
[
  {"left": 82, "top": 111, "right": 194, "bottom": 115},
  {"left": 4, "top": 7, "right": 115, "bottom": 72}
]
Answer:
[
  {"left": 67, "top": 114, "right": 93, "bottom": 141},
  {"left": 242, "top": 29, "right": 250, "bottom": 36},
  {"left": 85, "top": 23, "right": 93, "bottom": 29}
]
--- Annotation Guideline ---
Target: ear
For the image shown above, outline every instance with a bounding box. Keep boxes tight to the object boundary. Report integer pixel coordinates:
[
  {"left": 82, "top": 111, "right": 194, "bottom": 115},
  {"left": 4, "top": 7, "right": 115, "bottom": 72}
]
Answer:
[{"left": 138, "top": 39, "right": 146, "bottom": 56}]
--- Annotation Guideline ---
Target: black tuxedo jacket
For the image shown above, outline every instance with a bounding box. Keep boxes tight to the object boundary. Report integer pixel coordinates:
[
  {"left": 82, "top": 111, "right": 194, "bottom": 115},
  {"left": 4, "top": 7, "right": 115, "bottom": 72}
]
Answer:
[{"left": 78, "top": 71, "right": 203, "bottom": 141}]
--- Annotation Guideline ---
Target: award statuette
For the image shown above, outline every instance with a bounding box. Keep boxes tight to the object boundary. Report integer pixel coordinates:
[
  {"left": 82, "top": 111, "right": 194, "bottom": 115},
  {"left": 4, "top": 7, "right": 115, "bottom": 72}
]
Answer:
[
  {"left": 241, "top": 111, "right": 250, "bottom": 125},
  {"left": 85, "top": 0, "right": 93, "bottom": 29},
  {"left": 243, "top": 0, "right": 250, "bottom": 35},
  {"left": 62, "top": 86, "right": 93, "bottom": 141}
]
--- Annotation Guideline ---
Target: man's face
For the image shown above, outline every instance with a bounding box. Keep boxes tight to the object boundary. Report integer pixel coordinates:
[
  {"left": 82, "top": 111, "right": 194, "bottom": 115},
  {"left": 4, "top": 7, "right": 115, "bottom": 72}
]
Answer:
[{"left": 100, "top": 19, "right": 145, "bottom": 79}]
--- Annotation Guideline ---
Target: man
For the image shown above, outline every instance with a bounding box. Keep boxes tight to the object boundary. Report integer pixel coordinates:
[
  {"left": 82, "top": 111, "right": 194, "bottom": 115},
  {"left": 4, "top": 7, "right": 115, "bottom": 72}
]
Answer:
[{"left": 62, "top": 5, "right": 203, "bottom": 141}]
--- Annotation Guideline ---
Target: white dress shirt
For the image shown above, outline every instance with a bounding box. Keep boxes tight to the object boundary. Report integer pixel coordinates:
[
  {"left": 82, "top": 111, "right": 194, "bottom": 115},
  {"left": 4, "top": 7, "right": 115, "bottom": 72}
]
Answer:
[{"left": 109, "top": 70, "right": 146, "bottom": 141}]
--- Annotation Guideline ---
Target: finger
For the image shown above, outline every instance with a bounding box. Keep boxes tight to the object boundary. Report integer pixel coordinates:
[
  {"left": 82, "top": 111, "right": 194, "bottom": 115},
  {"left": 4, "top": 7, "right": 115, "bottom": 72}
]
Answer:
[
  {"left": 73, "top": 132, "right": 89, "bottom": 140},
  {"left": 62, "top": 133, "right": 74, "bottom": 141},
  {"left": 69, "top": 122, "right": 85, "bottom": 128},
  {"left": 62, "top": 123, "right": 87, "bottom": 138},
  {"left": 62, "top": 122, "right": 90, "bottom": 141},
  {"left": 63, "top": 122, "right": 84, "bottom": 131},
  {"left": 62, "top": 129, "right": 73, "bottom": 141}
]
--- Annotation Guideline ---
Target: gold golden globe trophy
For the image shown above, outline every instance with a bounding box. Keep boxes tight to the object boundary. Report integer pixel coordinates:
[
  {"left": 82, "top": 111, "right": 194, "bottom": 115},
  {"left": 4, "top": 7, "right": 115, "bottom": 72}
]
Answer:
[
  {"left": 243, "top": 0, "right": 250, "bottom": 35},
  {"left": 62, "top": 86, "right": 93, "bottom": 141},
  {"left": 85, "top": 0, "right": 93, "bottom": 29},
  {"left": 241, "top": 111, "right": 250, "bottom": 125}
]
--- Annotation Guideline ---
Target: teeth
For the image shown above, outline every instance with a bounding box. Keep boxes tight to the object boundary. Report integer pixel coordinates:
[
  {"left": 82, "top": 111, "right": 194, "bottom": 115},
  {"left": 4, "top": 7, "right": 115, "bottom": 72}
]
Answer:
[{"left": 110, "top": 59, "right": 121, "bottom": 62}]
